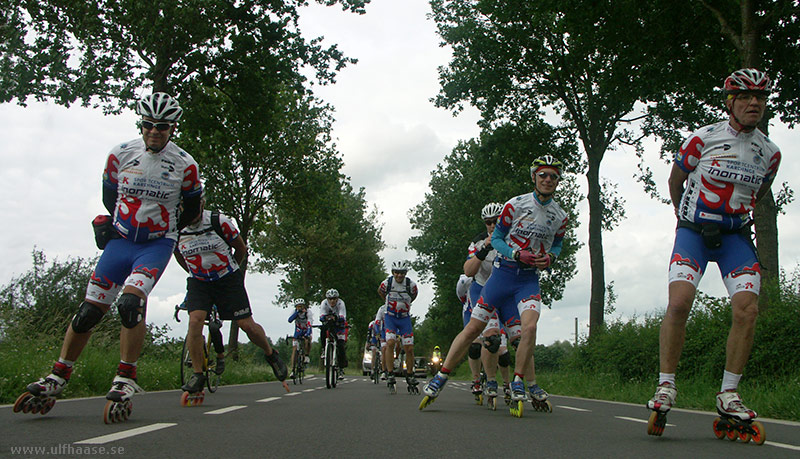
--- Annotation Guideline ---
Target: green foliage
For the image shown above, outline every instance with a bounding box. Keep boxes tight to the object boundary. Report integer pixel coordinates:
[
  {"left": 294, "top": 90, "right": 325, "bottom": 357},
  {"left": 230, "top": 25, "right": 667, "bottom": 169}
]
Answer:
[{"left": 0, "top": 249, "right": 121, "bottom": 345}]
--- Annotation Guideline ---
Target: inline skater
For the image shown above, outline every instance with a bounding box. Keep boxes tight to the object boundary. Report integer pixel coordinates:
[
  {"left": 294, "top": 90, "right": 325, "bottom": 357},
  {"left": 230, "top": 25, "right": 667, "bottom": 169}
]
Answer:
[
  {"left": 15, "top": 93, "right": 203, "bottom": 421},
  {"left": 454, "top": 274, "right": 482, "bottom": 397},
  {"left": 288, "top": 298, "right": 313, "bottom": 380},
  {"left": 421, "top": 155, "right": 567, "bottom": 417},
  {"left": 374, "top": 304, "right": 388, "bottom": 380},
  {"left": 646, "top": 69, "right": 780, "bottom": 442},
  {"left": 173, "top": 198, "right": 287, "bottom": 397},
  {"left": 319, "top": 289, "right": 348, "bottom": 379},
  {"left": 464, "top": 203, "right": 503, "bottom": 404},
  {"left": 378, "top": 261, "right": 419, "bottom": 393}
]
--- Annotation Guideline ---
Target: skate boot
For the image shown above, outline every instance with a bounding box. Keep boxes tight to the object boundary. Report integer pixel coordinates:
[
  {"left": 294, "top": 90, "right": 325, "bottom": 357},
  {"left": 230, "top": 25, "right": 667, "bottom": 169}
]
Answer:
[
  {"left": 419, "top": 372, "right": 448, "bottom": 410},
  {"left": 381, "top": 371, "right": 387, "bottom": 381},
  {"left": 180, "top": 372, "right": 207, "bottom": 406},
  {"left": 103, "top": 376, "right": 142, "bottom": 424},
  {"left": 485, "top": 380, "right": 499, "bottom": 411},
  {"left": 265, "top": 349, "right": 288, "bottom": 382},
  {"left": 14, "top": 373, "right": 67, "bottom": 416},
  {"left": 406, "top": 374, "right": 419, "bottom": 395},
  {"left": 509, "top": 378, "right": 526, "bottom": 418},
  {"left": 387, "top": 374, "right": 397, "bottom": 394},
  {"left": 646, "top": 382, "right": 676, "bottom": 436},
  {"left": 529, "top": 384, "right": 552, "bottom": 412},
  {"left": 712, "top": 389, "right": 765, "bottom": 444},
  {"left": 472, "top": 377, "right": 483, "bottom": 405},
  {"left": 214, "top": 357, "right": 225, "bottom": 375}
]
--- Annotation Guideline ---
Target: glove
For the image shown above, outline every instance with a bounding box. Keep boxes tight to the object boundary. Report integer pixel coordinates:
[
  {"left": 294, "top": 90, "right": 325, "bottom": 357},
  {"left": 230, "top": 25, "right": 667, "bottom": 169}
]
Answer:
[
  {"left": 475, "top": 243, "right": 493, "bottom": 260},
  {"left": 516, "top": 250, "right": 537, "bottom": 266}
]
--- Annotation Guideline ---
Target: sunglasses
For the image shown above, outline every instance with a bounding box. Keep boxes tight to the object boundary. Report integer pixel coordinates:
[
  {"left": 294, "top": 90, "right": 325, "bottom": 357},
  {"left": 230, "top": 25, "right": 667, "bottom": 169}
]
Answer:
[
  {"left": 139, "top": 120, "right": 175, "bottom": 131},
  {"left": 391, "top": 270, "right": 407, "bottom": 275},
  {"left": 484, "top": 219, "right": 497, "bottom": 225},
  {"left": 536, "top": 171, "right": 560, "bottom": 180}
]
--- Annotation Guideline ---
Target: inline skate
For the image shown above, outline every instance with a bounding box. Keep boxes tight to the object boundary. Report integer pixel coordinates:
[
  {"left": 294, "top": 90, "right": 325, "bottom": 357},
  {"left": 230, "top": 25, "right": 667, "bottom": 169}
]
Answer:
[
  {"left": 419, "top": 372, "right": 448, "bottom": 410},
  {"left": 509, "top": 379, "right": 526, "bottom": 418},
  {"left": 485, "top": 380, "right": 498, "bottom": 411},
  {"left": 711, "top": 390, "right": 765, "bottom": 445},
  {"left": 406, "top": 374, "right": 419, "bottom": 395},
  {"left": 103, "top": 376, "right": 142, "bottom": 424},
  {"left": 387, "top": 374, "right": 397, "bottom": 394},
  {"left": 13, "top": 374, "right": 66, "bottom": 416},
  {"left": 180, "top": 373, "right": 206, "bottom": 407},
  {"left": 646, "top": 382, "right": 677, "bottom": 436}
]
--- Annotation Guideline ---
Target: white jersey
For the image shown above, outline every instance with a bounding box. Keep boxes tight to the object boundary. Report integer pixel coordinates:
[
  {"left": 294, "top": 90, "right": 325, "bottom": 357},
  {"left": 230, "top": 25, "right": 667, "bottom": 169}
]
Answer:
[
  {"left": 495, "top": 192, "right": 568, "bottom": 261},
  {"left": 466, "top": 232, "right": 497, "bottom": 285},
  {"left": 319, "top": 298, "right": 346, "bottom": 322},
  {"left": 675, "top": 121, "right": 781, "bottom": 230},
  {"left": 456, "top": 274, "right": 473, "bottom": 313},
  {"left": 375, "top": 304, "right": 387, "bottom": 326},
  {"left": 378, "top": 276, "right": 418, "bottom": 318},
  {"left": 177, "top": 210, "right": 240, "bottom": 281},
  {"left": 103, "top": 138, "right": 202, "bottom": 242}
]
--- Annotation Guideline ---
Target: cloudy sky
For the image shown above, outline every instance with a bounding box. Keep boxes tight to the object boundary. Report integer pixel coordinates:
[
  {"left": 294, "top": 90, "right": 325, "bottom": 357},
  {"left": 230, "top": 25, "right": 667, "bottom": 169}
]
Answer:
[{"left": 2, "top": 0, "right": 799, "bottom": 349}]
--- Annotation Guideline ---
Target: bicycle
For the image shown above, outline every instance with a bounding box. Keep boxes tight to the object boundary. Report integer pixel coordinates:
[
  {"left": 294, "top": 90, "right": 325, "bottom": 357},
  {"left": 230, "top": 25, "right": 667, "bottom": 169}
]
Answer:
[
  {"left": 174, "top": 304, "right": 223, "bottom": 405},
  {"left": 288, "top": 335, "right": 308, "bottom": 385},
  {"left": 313, "top": 319, "right": 349, "bottom": 389}
]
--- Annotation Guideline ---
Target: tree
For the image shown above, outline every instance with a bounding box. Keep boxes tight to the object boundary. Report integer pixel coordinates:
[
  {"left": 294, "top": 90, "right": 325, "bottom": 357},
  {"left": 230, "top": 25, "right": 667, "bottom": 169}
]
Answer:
[
  {"left": 430, "top": 0, "right": 651, "bottom": 335},
  {"left": 409, "top": 120, "right": 582, "bottom": 346},
  {"left": 640, "top": 0, "right": 800, "bottom": 307}
]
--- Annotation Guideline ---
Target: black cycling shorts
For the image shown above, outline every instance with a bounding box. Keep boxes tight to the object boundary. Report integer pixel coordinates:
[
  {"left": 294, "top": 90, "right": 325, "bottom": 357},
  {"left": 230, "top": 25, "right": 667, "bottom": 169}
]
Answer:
[{"left": 186, "top": 269, "right": 252, "bottom": 321}]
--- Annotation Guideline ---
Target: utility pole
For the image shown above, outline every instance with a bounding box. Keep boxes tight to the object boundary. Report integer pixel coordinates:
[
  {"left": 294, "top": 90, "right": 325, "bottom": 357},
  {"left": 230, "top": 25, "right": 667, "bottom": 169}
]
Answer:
[{"left": 574, "top": 317, "right": 578, "bottom": 347}]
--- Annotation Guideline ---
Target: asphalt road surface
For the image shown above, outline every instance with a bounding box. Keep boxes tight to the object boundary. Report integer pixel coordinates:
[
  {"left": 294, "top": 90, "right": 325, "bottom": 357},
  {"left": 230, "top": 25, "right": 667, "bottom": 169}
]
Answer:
[{"left": 3, "top": 375, "right": 799, "bottom": 458}]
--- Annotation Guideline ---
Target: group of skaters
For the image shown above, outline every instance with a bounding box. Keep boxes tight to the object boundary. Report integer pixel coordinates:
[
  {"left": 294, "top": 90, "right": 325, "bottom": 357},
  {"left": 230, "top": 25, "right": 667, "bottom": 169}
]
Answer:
[
  {"left": 419, "top": 68, "right": 781, "bottom": 433},
  {"left": 16, "top": 68, "right": 782, "bottom": 436},
  {"left": 15, "top": 92, "right": 287, "bottom": 418}
]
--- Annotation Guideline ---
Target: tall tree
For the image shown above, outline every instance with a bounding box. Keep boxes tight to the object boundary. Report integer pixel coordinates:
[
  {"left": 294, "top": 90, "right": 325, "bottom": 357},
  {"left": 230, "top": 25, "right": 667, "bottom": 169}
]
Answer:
[
  {"left": 430, "top": 0, "right": 649, "bottom": 335},
  {"left": 409, "top": 120, "right": 583, "bottom": 347}
]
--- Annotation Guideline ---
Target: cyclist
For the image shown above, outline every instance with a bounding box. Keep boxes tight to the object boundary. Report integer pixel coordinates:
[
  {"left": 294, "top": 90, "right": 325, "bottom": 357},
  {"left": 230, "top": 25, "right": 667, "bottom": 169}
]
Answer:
[
  {"left": 177, "top": 299, "right": 225, "bottom": 375},
  {"left": 288, "top": 298, "right": 313, "bottom": 379},
  {"left": 378, "top": 260, "right": 419, "bottom": 390},
  {"left": 319, "top": 289, "right": 348, "bottom": 378},
  {"left": 647, "top": 69, "right": 781, "bottom": 424},
  {"left": 173, "top": 198, "right": 287, "bottom": 392},
  {"left": 423, "top": 155, "right": 568, "bottom": 409},
  {"left": 464, "top": 203, "right": 503, "bottom": 400},
  {"left": 20, "top": 93, "right": 203, "bottom": 412}
]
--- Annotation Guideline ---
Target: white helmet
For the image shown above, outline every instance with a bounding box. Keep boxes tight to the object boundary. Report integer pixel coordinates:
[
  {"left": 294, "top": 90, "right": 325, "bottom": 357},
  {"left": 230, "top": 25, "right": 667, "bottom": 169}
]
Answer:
[
  {"left": 293, "top": 298, "right": 306, "bottom": 307},
  {"left": 137, "top": 92, "right": 183, "bottom": 121},
  {"left": 480, "top": 202, "right": 503, "bottom": 220},
  {"left": 325, "top": 289, "right": 339, "bottom": 299},
  {"left": 391, "top": 260, "right": 410, "bottom": 272}
]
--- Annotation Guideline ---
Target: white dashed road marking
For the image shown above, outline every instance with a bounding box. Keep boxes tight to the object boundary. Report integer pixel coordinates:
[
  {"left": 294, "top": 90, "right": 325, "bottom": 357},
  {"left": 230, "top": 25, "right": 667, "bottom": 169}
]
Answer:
[
  {"left": 256, "top": 397, "right": 281, "bottom": 403},
  {"left": 616, "top": 416, "right": 674, "bottom": 427},
  {"left": 559, "top": 405, "right": 590, "bottom": 412},
  {"left": 75, "top": 423, "right": 177, "bottom": 445},
  {"left": 204, "top": 405, "right": 247, "bottom": 415}
]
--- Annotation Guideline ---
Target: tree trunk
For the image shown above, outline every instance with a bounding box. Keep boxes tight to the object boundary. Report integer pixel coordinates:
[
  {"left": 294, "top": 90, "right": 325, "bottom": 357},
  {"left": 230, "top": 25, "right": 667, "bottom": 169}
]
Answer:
[{"left": 586, "top": 156, "right": 605, "bottom": 336}]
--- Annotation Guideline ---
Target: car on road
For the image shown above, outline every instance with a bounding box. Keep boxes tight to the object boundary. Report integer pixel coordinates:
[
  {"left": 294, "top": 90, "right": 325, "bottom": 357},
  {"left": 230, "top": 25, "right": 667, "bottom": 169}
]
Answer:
[{"left": 362, "top": 342, "right": 374, "bottom": 376}]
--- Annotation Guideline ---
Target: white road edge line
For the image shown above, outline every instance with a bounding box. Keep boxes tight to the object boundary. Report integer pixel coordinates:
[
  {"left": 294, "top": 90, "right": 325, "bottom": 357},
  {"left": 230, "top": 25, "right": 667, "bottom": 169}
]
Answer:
[
  {"left": 285, "top": 392, "right": 301, "bottom": 397},
  {"left": 256, "top": 397, "right": 281, "bottom": 403},
  {"left": 74, "top": 423, "right": 177, "bottom": 445},
  {"left": 559, "top": 405, "right": 591, "bottom": 412},
  {"left": 766, "top": 441, "right": 800, "bottom": 451},
  {"left": 204, "top": 405, "right": 247, "bottom": 415},
  {"left": 616, "top": 416, "right": 674, "bottom": 427},
  {"left": 302, "top": 389, "right": 315, "bottom": 393}
]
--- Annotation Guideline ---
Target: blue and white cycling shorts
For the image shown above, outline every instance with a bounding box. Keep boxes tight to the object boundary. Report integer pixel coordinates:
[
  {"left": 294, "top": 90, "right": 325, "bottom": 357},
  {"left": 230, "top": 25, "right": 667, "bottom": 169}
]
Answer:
[
  {"left": 86, "top": 237, "right": 175, "bottom": 305},
  {"left": 384, "top": 314, "right": 414, "bottom": 346},
  {"left": 472, "top": 261, "right": 542, "bottom": 340},
  {"left": 465, "top": 281, "right": 483, "bottom": 327},
  {"left": 669, "top": 227, "right": 761, "bottom": 296},
  {"left": 293, "top": 327, "right": 311, "bottom": 340}
]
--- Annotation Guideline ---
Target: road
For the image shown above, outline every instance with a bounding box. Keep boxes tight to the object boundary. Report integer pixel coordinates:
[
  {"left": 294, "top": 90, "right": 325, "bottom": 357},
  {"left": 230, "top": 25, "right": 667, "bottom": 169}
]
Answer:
[{"left": 2, "top": 375, "right": 799, "bottom": 458}]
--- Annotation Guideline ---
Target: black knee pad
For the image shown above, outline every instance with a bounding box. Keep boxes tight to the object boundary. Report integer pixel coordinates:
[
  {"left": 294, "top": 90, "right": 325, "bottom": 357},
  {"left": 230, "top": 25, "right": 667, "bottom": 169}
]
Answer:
[
  {"left": 483, "top": 335, "right": 501, "bottom": 353},
  {"left": 71, "top": 301, "right": 105, "bottom": 333},
  {"left": 116, "top": 293, "right": 145, "bottom": 329},
  {"left": 498, "top": 351, "right": 511, "bottom": 367},
  {"left": 468, "top": 342, "right": 482, "bottom": 360}
]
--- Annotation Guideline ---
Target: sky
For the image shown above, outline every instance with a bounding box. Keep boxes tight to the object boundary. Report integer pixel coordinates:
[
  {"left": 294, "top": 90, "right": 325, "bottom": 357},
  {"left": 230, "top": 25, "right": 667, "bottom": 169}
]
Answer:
[{"left": 2, "top": 0, "right": 800, "bottom": 350}]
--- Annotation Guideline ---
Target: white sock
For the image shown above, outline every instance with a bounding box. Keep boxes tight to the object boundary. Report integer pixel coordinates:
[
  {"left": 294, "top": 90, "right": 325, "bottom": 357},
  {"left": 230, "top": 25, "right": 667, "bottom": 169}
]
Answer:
[
  {"left": 658, "top": 373, "right": 676, "bottom": 386},
  {"left": 721, "top": 371, "right": 742, "bottom": 392}
]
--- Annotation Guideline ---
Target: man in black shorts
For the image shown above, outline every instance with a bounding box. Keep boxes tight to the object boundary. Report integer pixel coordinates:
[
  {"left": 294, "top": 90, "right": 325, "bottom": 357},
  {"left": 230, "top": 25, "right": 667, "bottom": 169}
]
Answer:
[{"left": 174, "top": 199, "right": 287, "bottom": 392}]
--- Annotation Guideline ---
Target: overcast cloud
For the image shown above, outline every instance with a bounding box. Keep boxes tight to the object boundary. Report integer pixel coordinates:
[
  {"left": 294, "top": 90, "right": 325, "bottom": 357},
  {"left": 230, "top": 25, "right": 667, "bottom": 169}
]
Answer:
[{"left": 1, "top": 1, "right": 799, "bottom": 349}]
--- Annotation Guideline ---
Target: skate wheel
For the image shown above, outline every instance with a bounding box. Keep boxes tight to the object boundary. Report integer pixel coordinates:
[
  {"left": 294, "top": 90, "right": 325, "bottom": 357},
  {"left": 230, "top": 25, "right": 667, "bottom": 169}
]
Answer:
[
  {"left": 544, "top": 400, "right": 553, "bottom": 413},
  {"left": 712, "top": 417, "right": 725, "bottom": 439},
  {"left": 103, "top": 400, "right": 115, "bottom": 424},
  {"left": 40, "top": 398, "right": 55, "bottom": 415},
  {"left": 647, "top": 411, "right": 666, "bottom": 436},
  {"left": 738, "top": 431, "right": 751, "bottom": 443},
  {"left": 181, "top": 391, "right": 190, "bottom": 406},
  {"left": 13, "top": 392, "right": 33, "bottom": 413},
  {"left": 419, "top": 395, "right": 435, "bottom": 410},
  {"left": 30, "top": 399, "right": 42, "bottom": 414},
  {"left": 726, "top": 428, "right": 737, "bottom": 441},
  {"left": 750, "top": 421, "right": 766, "bottom": 445},
  {"left": 510, "top": 401, "right": 524, "bottom": 418}
]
